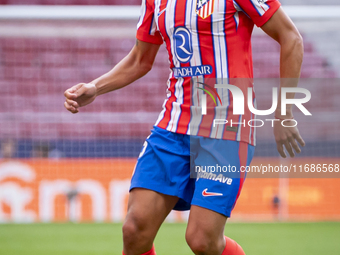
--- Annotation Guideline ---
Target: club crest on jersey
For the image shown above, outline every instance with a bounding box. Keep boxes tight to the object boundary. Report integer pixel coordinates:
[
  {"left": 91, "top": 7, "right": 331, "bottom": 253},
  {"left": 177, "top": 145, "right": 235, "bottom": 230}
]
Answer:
[{"left": 196, "top": 0, "right": 215, "bottom": 19}]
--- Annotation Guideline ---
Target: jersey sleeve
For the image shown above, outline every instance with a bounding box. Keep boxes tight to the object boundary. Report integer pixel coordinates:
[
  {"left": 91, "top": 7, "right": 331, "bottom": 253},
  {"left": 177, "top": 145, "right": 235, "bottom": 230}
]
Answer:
[
  {"left": 234, "top": 0, "right": 281, "bottom": 27},
  {"left": 136, "top": 0, "right": 163, "bottom": 45}
]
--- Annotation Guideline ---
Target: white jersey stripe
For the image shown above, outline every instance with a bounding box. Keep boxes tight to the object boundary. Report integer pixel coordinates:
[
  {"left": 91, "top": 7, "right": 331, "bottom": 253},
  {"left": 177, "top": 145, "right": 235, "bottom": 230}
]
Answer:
[
  {"left": 236, "top": 115, "right": 242, "bottom": 141},
  {"left": 155, "top": 97, "right": 169, "bottom": 126},
  {"left": 150, "top": 17, "right": 157, "bottom": 35},
  {"left": 249, "top": 0, "right": 266, "bottom": 16},
  {"left": 210, "top": 0, "right": 229, "bottom": 139},
  {"left": 137, "top": 0, "right": 147, "bottom": 30},
  {"left": 233, "top": 12, "right": 240, "bottom": 30},
  {"left": 220, "top": 2, "right": 230, "bottom": 139},
  {"left": 248, "top": 105, "right": 253, "bottom": 144},
  {"left": 189, "top": 3, "right": 204, "bottom": 136},
  {"left": 233, "top": 0, "right": 242, "bottom": 11},
  {"left": 170, "top": 0, "right": 192, "bottom": 132},
  {"left": 168, "top": 0, "right": 185, "bottom": 132},
  {"left": 155, "top": 0, "right": 172, "bottom": 127},
  {"left": 209, "top": 1, "right": 220, "bottom": 137},
  {"left": 148, "top": 0, "right": 159, "bottom": 35},
  {"left": 181, "top": 0, "right": 194, "bottom": 134},
  {"left": 233, "top": 0, "right": 251, "bottom": 18},
  {"left": 154, "top": 0, "right": 161, "bottom": 31},
  {"left": 165, "top": 0, "right": 180, "bottom": 131}
]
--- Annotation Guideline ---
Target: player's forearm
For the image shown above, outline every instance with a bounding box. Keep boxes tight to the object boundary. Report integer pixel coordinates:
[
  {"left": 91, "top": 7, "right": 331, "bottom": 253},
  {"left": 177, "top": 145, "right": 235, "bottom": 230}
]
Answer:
[
  {"left": 280, "top": 32, "right": 303, "bottom": 78},
  {"left": 90, "top": 50, "right": 152, "bottom": 96},
  {"left": 276, "top": 32, "right": 304, "bottom": 118}
]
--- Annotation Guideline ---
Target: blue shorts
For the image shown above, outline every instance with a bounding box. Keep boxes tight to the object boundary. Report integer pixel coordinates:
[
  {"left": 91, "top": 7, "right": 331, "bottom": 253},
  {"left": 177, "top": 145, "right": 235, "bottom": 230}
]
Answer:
[{"left": 130, "top": 126, "right": 255, "bottom": 217}]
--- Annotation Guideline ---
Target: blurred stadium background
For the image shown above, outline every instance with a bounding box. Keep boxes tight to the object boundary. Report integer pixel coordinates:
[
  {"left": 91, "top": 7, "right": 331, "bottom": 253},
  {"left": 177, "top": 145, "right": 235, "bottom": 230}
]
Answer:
[{"left": 0, "top": 0, "right": 339, "bottom": 254}]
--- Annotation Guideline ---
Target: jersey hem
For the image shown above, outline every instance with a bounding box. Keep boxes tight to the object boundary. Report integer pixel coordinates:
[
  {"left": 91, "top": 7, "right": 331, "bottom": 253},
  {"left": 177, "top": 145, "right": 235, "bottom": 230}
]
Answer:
[
  {"left": 136, "top": 31, "right": 164, "bottom": 45},
  {"left": 255, "top": 1, "right": 281, "bottom": 27}
]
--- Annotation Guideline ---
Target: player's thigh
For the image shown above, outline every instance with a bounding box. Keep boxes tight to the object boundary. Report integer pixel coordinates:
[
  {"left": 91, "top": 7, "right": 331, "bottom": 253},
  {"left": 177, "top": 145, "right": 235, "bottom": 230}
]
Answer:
[
  {"left": 192, "top": 139, "right": 255, "bottom": 217},
  {"left": 124, "top": 188, "right": 179, "bottom": 234},
  {"left": 186, "top": 205, "right": 227, "bottom": 241}
]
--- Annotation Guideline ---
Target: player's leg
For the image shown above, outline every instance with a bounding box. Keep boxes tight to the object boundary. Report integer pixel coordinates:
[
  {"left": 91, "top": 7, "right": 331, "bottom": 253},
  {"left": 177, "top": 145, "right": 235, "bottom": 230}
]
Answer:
[
  {"left": 122, "top": 188, "right": 179, "bottom": 255},
  {"left": 186, "top": 205, "right": 226, "bottom": 254},
  {"left": 123, "top": 126, "right": 194, "bottom": 255},
  {"left": 186, "top": 206, "right": 245, "bottom": 255},
  {"left": 187, "top": 139, "right": 255, "bottom": 255}
]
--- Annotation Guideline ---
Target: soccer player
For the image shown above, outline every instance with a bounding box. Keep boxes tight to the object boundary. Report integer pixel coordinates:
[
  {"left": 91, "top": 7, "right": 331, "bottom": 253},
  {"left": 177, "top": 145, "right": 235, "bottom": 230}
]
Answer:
[{"left": 64, "top": 0, "right": 305, "bottom": 254}]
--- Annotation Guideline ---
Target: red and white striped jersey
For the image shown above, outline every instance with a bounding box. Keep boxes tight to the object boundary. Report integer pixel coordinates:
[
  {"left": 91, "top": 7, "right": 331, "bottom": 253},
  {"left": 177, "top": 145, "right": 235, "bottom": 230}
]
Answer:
[{"left": 136, "top": 0, "right": 281, "bottom": 145}]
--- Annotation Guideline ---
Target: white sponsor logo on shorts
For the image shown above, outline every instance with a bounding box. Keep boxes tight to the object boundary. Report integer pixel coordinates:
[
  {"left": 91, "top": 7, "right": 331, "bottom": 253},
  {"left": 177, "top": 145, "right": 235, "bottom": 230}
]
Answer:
[{"left": 196, "top": 168, "right": 233, "bottom": 185}]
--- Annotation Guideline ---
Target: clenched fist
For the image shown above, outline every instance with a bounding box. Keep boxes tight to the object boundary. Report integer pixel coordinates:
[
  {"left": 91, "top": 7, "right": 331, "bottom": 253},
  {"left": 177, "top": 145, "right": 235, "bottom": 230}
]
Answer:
[{"left": 64, "top": 83, "right": 97, "bottom": 114}]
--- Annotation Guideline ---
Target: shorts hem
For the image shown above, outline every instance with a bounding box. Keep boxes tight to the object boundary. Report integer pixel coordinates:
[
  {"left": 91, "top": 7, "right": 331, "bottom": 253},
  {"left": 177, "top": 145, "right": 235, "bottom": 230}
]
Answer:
[
  {"left": 190, "top": 201, "right": 231, "bottom": 218},
  {"left": 130, "top": 182, "right": 192, "bottom": 208}
]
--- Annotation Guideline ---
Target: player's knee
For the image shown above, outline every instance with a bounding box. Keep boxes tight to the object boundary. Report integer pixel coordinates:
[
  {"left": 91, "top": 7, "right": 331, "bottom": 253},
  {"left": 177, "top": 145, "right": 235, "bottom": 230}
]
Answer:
[
  {"left": 122, "top": 214, "right": 151, "bottom": 247},
  {"left": 122, "top": 220, "right": 138, "bottom": 245},
  {"left": 122, "top": 219, "right": 143, "bottom": 243},
  {"left": 185, "top": 230, "right": 220, "bottom": 255},
  {"left": 186, "top": 235, "right": 209, "bottom": 255}
]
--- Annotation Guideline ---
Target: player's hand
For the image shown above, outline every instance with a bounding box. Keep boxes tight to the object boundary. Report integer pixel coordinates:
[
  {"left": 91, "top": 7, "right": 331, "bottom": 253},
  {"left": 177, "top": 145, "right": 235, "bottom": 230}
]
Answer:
[
  {"left": 273, "top": 120, "right": 305, "bottom": 158},
  {"left": 64, "top": 83, "right": 97, "bottom": 114}
]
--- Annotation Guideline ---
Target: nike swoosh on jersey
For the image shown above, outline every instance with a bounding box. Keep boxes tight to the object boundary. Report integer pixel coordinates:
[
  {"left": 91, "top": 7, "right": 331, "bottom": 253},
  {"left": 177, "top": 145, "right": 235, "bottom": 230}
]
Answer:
[{"left": 202, "top": 188, "right": 223, "bottom": 197}]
